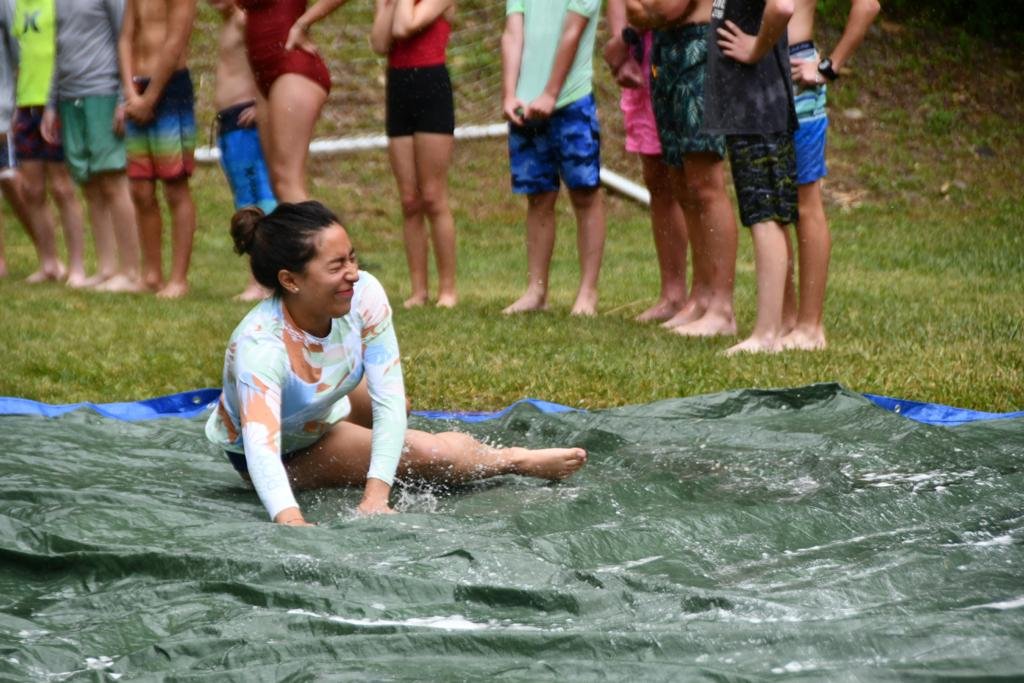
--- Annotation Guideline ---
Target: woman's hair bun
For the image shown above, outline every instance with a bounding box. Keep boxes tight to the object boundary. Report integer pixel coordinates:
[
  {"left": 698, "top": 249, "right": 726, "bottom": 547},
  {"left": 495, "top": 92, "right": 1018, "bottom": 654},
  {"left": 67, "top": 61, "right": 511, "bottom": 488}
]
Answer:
[{"left": 230, "top": 206, "right": 266, "bottom": 256}]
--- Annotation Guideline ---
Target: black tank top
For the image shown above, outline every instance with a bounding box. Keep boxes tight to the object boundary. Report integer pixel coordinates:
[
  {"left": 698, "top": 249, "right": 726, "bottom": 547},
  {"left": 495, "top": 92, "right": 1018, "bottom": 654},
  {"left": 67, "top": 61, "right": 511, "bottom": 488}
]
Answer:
[{"left": 703, "top": 0, "right": 797, "bottom": 135}]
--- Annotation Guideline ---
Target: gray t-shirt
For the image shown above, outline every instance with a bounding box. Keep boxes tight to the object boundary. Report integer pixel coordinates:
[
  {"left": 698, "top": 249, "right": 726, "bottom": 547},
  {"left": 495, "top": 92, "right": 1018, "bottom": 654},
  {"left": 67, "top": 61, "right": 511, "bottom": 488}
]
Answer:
[
  {"left": 48, "top": 0, "right": 123, "bottom": 106},
  {"left": 703, "top": 0, "right": 796, "bottom": 135},
  {"left": 0, "top": 0, "right": 18, "bottom": 130}
]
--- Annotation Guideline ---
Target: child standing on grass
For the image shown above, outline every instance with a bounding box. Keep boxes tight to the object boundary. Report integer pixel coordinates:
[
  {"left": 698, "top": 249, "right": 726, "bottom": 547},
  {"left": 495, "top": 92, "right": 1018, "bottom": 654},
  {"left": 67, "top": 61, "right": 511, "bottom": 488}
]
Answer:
[
  {"left": 370, "top": 0, "right": 459, "bottom": 310},
  {"left": 781, "top": 0, "right": 879, "bottom": 350},
  {"left": 118, "top": 0, "right": 198, "bottom": 298},
  {"left": 604, "top": 0, "right": 690, "bottom": 323},
  {"left": 501, "top": 0, "right": 606, "bottom": 317},
  {"left": 11, "top": 0, "right": 88, "bottom": 286},
  {"left": 704, "top": 0, "right": 798, "bottom": 355},
  {"left": 42, "top": 0, "right": 145, "bottom": 293},
  {"left": 208, "top": 0, "right": 276, "bottom": 302}
]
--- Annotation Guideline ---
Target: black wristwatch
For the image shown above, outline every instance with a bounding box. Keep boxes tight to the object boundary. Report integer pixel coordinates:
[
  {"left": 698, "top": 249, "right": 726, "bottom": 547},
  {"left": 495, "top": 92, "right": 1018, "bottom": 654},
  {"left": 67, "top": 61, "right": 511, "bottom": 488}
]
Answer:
[{"left": 817, "top": 57, "right": 839, "bottom": 81}]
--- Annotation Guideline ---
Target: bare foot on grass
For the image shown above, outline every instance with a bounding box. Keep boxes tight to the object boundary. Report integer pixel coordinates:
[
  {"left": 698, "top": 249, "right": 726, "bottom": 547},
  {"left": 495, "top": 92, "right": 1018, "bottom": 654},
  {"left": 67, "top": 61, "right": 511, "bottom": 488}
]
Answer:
[
  {"left": 669, "top": 310, "right": 737, "bottom": 337},
  {"left": 635, "top": 298, "right": 683, "bottom": 323},
  {"left": 436, "top": 291, "right": 458, "bottom": 308},
  {"left": 503, "top": 291, "right": 547, "bottom": 315},
  {"left": 156, "top": 280, "right": 189, "bottom": 299},
  {"left": 26, "top": 262, "right": 66, "bottom": 284},
  {"left": 570, "top": 290, "right": 598, "bottom": 317},
  {"left": 509, "top": 447, "right": 587, "bottom": 480},
  {"left": 661, "top": 300, "right": 703, "bottom": 329},
  {"left": 725, "top": 334, "right": 782, "bottom": 356},
  {"left": 234, "top": 282, "right": 271, "bottom": 302},
  {"left": 781, "top": 326, "right": 827, "bottom": 351},
  {"left": 97, "top": 274, "right": 147, "bottom": 293},
  {"left": 65, "top": 270, "right": 91, "bottom": 289},
  {"left": 404, "top": 293, "right": 428, "bottom": 309}
]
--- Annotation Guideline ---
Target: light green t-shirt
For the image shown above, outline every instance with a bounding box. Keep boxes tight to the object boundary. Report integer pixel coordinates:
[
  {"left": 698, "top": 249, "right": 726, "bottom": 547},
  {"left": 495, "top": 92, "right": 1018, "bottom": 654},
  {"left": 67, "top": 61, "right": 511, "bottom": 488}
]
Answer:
[
  {"left": 506, "top": 0, "right": 600, "bottom": 109},
  {"left": 12, "top": 0, "right": 56, "bottom": 106}
]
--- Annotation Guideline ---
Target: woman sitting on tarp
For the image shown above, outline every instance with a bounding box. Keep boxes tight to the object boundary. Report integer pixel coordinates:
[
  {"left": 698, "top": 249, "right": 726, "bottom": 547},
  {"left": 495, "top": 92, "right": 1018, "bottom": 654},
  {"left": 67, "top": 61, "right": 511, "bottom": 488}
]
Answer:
[{"left": 206, "top": 201, "right": 587, "bottom": 525}]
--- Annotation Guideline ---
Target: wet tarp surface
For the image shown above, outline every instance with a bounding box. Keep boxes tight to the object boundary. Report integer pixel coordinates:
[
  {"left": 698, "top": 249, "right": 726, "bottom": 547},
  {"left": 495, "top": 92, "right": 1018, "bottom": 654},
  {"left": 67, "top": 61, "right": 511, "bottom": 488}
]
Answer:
[{"left": 1, "top": 384, "right": 1022, "bottom": 680}]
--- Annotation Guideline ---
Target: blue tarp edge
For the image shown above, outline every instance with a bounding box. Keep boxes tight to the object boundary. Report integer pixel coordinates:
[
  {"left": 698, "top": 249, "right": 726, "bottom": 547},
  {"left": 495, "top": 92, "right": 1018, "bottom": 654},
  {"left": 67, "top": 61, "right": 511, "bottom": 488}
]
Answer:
[{"left": 0, "top": 389, "right": 1020, "bottom": 426}]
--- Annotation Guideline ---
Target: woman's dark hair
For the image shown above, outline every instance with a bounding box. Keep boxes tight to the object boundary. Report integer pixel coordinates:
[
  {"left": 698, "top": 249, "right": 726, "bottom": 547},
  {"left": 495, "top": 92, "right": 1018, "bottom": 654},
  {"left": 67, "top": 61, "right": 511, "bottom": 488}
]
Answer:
[{"left": 230, "top": 201, "right": 342, "bottom": 294}]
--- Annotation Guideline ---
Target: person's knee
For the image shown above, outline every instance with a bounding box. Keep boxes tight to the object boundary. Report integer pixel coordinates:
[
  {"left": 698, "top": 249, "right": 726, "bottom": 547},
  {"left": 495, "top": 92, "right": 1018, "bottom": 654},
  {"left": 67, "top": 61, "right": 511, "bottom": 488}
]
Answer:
[
  {"left": 568, "top": 187, "right": 600, "bottom": 211},
  {"left": 399, "top": 192, "right": 423, "bottom": 218},
  {"left": 527, "top": 191, "right": 558, "bottom": 212},
  {"left": 419, "top": 189, "right": 449, "bottom": 219},
  {"left": 21, "top": 179, "right": 46, "bottom": 206},
  {"left": 162, "top": 179, "right": 194, "bottom": 208},
  {"left": 130, "top": 182, "right": 158, "bottom": 211}
]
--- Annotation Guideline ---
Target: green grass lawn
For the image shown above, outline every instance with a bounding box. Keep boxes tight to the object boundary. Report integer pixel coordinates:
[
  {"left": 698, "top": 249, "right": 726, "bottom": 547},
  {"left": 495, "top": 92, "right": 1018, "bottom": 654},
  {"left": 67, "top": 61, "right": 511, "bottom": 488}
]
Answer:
[{"left": 0, "top": 13, "right": 1021, "bottom": 413}]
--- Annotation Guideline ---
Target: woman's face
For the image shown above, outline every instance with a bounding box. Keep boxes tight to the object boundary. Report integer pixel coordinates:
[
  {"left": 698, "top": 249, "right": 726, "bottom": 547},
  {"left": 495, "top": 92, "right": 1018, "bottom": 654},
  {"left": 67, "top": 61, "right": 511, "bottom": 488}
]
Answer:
[{"left": 291, "top": 224, "right": 359, "bottom": 320}]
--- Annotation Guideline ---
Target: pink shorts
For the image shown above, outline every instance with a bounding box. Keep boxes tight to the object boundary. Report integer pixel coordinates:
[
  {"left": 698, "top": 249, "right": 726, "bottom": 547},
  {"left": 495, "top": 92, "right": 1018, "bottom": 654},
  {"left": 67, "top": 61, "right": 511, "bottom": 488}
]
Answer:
[{"left": 620, "top": 31, "right": 661, "bottom": 157}]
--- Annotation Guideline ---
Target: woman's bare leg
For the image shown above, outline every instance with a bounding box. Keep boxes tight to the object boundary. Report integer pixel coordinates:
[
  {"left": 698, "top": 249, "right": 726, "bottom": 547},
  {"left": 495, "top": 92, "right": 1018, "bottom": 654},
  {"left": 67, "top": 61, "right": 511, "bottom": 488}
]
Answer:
[
  {"left": 265, "top": 75, "right": 327, "bottom": 203},
  {"left": 414, "top": 132, "right": 457, "bottom": 307},
  {"left": 285, "top": 421, "right": 586, "bottom": 491},
  {"left": 388, "top": 136, "right": 430, "bottom": 308},
  {"left": 47, "top": 162, "right": 87, "bottom": 287}
]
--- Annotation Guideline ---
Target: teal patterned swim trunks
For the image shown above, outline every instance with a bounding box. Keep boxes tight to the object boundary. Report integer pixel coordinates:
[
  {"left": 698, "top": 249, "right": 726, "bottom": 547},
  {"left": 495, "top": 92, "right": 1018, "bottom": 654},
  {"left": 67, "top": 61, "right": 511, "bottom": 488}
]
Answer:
[{"left": 650, "top": 24, "right": 726, "bottom": 167}]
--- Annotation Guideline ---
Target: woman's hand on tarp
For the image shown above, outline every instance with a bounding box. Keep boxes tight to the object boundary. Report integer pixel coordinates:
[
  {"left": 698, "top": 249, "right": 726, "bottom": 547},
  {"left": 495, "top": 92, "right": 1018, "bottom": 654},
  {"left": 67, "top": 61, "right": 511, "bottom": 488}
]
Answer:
[
  {"left": 274, "top": 507, "right": 315, "bottom": 526},
  {"left": 357, "top": 479, "right": 396, "bottom": 516}
]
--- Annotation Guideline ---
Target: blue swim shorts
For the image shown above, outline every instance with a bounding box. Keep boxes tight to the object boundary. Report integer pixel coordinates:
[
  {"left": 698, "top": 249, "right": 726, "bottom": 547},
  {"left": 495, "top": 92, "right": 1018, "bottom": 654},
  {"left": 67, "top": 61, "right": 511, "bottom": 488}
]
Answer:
[
  {"left": 793, "top": 115, "right": 828, "bottom": 185},
  {"left": 217, "top": 101, "right": 277, "bottom": 213},
  {"left": 508, "top": 93, "right": 601, "bottom": 195}
]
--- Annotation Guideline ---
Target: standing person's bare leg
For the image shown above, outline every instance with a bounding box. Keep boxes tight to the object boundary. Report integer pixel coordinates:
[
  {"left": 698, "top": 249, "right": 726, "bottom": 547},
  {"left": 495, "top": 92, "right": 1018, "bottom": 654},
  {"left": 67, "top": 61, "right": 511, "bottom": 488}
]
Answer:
[
  {"left": 19, "top": 161, "right": 64, "bottom": 282},
  {"left": 95, "top": 172, "right": 144, "bottom": 292},
  {"left": 726, "top": 221, "right": 787, "bottom": 355},
  {"left": 83, "top": 180, "right": 119, "bottom": 286},
  {"left": 388, "top": 136, "right": 430, "bottom": 308},
  {"left": 265, "top": 75, "right": 326, "bottom": 203},
  {"left": 637, "top": 154, "right": 688, "bottom": 322},
  {"left": 414, "top": 132, "right": 457, "bottom": 308},
  {"left": 504, "top": 191, "right": 557, "bottom": 314},
  {"left": 669, "top": 154, "right": 737, "bottom": 337},
  {"left": 47, "top": 163, "right": 87, "bottom": 287},
  {"left": 568, "top": 186, "right": 605, "bottom": 316},
  {"left": 131, "top": 179, "right": 164, "bottom": 291},
  {"left": 158, "top": 177, "right": 196, "bottom": 298},
  {"left": 782, "top": 180, "right": 830, "bottom": 349}
]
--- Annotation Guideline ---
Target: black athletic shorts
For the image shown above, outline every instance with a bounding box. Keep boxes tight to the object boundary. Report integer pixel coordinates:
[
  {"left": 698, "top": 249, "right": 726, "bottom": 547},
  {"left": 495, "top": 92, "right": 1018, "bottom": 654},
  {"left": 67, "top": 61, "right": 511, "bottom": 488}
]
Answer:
[{"left": 385, "top": 64, "right": 455, "bottom": 138}]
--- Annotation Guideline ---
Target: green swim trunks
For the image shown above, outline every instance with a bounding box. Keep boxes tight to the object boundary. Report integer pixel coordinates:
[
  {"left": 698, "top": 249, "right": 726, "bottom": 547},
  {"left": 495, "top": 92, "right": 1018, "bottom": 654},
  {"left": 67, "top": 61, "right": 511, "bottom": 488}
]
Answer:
[
  {"left": 650, "top": 23, "right": 726, "bottom": 167},
  {"left": 57, "top": 95, "right": 126, "bottom": 183}
]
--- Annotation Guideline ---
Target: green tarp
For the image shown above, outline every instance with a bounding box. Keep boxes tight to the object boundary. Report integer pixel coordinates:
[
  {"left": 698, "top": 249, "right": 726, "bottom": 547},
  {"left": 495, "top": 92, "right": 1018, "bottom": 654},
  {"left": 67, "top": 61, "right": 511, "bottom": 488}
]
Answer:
[{"left": 1, "top": 384, "right": 1022, "bottom": 680}]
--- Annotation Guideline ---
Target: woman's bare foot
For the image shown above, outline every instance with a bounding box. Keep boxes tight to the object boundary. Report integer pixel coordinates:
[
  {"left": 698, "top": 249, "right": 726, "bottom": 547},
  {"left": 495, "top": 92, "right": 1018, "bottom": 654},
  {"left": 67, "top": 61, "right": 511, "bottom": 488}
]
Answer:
[
  {"left": 97, "top": 273, "right": 147, "bottom": 293},
  {"left": 234, "top": 281, "right": 271, "bottom": 302},
  {"left": 725, "top": 334, "right": 782, "bottom": 356},
  {"left": 636, "top": 298, "right": 683, "bottom": 323},
  {"left": 669, "top": 310, "right": 737, "bottom": 337},
  {"left": 156, "top": 280, "right": 189, "bottom": 299},
  {"left": 508, "top": 447, "right": 587, "bottom": 480},
  {"left": 781, "top": 326, "right": 827, "bottom": 351},
  {"left": 503, "top": 290, "right": 547, "bottom": 315},
  {"left": 436, "top": 291, "right": 458, "bottom": 308},
  {"left": 404, "top": 293, "right": 428, "bottom": 309}
]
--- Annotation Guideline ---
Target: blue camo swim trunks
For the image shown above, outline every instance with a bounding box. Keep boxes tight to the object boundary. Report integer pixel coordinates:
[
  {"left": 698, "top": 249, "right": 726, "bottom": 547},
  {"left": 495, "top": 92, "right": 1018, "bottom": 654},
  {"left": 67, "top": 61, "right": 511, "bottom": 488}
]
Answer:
[
  {"left": 508, "top": 94, "right": 601, "bottom": 195},
  {"left": 790, "top": 41, "right": 828, "bottom": 185}
]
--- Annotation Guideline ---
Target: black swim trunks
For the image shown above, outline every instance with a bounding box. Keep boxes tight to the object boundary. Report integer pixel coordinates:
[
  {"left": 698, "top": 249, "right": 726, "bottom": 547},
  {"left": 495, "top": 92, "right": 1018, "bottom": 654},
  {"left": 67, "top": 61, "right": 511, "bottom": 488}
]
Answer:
[{"left": 726, "top": 133, "right": 798, "bottom": 228}]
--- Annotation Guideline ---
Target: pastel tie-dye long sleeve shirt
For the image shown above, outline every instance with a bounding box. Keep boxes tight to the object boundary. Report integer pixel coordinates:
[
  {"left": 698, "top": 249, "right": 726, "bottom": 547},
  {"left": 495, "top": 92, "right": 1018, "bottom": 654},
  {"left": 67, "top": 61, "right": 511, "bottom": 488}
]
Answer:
[{"left": 206, "top": 271, "right": 406, "bottom": 520}]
